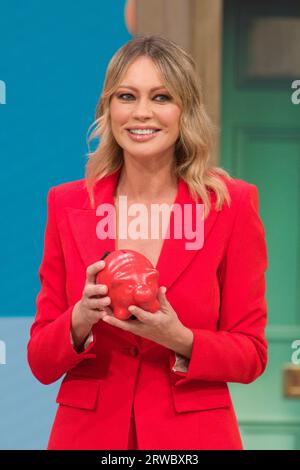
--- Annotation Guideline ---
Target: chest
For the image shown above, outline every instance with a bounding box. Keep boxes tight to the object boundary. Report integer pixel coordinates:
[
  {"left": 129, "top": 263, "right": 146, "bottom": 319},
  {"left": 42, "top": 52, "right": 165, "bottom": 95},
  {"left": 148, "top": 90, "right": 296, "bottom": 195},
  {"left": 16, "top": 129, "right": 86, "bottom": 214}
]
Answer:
[
  {"left": 114, "top": 199, "right": 172, "bottom": 269},
  {"left": 116, "top": 237, "right": 163, "bottom": 270}
]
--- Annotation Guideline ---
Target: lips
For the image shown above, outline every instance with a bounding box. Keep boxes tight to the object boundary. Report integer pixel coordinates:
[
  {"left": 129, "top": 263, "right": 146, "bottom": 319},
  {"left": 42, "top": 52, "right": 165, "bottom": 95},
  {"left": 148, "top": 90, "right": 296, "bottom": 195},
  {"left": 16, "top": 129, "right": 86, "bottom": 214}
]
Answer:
[
  {"left": 126, "top": 128, "right": 161, "bottom": 131},
  {"left": 125, "top": 129, "right": 161, "bottom": 142}
]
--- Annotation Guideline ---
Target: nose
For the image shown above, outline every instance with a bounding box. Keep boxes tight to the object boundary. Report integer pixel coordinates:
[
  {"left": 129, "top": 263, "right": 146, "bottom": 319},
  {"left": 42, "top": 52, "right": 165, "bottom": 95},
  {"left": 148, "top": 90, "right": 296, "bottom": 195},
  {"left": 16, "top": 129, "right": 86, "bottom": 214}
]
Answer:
[
  {"left": 132, "top": 98, "right": 153, "bottom": 120},
  {"left": 133, "top": 285, "right": 153, "bottom": 303}
]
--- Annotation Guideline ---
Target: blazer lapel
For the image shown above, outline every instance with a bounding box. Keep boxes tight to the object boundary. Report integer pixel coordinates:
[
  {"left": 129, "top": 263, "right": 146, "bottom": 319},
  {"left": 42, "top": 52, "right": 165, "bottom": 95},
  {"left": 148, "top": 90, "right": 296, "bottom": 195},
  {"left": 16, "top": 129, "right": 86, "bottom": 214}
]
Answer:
[
  {"left": 155, "top": 176, "right": 219, "bottom": 290},
  {"left": 65, "top": 170, "right": 120, "bottom": 269},
  {"left": 66, "top": 168, "right": 219, "bottom": 351}
]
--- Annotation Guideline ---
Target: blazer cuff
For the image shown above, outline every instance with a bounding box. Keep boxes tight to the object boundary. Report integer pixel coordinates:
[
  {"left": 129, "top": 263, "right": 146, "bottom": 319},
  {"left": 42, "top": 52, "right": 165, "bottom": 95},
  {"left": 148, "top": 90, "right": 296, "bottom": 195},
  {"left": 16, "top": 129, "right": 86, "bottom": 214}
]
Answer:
[
  {"left": 171, "top": 351, "right": 189, "bottom": 375},
  {"left": 70, "top": 330, "right": 94, "bottom": 351}
]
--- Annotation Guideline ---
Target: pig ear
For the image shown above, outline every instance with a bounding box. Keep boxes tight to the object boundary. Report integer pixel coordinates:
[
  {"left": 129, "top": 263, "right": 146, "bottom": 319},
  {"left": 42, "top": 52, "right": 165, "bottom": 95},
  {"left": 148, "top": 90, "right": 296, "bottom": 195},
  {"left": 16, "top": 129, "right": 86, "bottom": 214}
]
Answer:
[
  {"left": 101, "top": 251, "right": 110, "bottom": 260},
  {"left": 148, "top": 270, "right": 159, "bottom": 280}
]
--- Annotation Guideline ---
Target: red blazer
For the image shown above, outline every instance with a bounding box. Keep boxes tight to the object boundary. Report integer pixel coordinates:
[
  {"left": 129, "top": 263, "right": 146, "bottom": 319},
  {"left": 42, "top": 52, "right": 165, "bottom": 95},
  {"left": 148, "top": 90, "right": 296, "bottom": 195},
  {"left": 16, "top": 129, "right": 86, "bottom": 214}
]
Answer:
[{"left": 27, "top": 168, "right": 268, "bottom": 450}]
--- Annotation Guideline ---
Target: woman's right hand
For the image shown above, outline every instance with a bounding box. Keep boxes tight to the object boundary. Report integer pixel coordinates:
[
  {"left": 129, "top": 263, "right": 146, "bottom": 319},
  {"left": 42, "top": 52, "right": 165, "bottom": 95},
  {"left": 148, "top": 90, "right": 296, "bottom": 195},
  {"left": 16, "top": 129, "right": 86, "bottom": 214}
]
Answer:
[{"left": 71, "top": 260, "right": 112, "bottom": 351}]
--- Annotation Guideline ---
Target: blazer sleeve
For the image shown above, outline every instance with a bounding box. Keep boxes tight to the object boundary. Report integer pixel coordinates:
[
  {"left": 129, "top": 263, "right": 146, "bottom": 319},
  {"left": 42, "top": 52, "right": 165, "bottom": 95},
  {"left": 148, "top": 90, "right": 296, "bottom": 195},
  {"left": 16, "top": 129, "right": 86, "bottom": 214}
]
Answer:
[
  {"left": 27, "top": 187, "right": 96, "bottom": 385},
  {"left": 169, "top": 184, "right": 268, "bottom": 385}
]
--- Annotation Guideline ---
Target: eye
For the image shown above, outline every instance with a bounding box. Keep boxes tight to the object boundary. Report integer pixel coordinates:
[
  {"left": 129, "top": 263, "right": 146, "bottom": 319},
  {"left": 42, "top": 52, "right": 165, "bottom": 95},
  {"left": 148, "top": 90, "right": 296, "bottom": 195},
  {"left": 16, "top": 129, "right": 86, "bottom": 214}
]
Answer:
[
  {"left": 117, "top": 93, "right": 134, "bottom": 101},
  {"left": 116, "top": 93, "right": 171, "bottom": 102},
  {"left": 153, "top": 94, "right": 171, "bottom": 102}
]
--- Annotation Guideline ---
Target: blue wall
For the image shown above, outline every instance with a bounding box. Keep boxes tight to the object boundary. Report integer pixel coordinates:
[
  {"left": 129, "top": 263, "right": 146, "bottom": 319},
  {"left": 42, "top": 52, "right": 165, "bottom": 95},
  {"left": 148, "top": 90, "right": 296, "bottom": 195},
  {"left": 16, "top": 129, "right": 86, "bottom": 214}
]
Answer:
[{"left": 0, "top": 0, "right": 131, "bottom": 449}]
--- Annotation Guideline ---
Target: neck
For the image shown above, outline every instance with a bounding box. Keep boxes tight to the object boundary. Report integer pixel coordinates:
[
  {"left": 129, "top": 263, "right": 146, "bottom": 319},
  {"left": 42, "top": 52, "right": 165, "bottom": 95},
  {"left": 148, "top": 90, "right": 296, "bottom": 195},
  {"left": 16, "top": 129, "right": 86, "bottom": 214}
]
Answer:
[{"left": 115, "top": 160, "right": 178, "bottom": 202}]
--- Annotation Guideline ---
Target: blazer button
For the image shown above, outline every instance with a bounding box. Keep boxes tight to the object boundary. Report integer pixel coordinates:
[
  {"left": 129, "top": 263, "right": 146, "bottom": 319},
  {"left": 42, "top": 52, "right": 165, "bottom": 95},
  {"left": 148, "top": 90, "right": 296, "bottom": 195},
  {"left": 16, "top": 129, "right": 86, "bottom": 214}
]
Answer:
[{"left": 128, "top": 346, "right": 139, "bottom": 357}]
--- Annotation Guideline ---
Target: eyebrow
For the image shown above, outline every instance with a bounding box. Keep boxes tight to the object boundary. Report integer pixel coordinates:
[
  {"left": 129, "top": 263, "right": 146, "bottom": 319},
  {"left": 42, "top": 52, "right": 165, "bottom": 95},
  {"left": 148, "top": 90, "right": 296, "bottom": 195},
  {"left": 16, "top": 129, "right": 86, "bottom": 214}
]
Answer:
[{"left": 116, "top": 85, "right": 167, "bottom": 91}]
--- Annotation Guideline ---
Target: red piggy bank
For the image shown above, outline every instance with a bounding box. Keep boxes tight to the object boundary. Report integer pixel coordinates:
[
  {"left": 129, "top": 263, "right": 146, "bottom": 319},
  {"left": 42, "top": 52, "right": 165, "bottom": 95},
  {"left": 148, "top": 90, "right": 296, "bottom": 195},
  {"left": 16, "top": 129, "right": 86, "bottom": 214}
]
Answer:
[{"left": 96, "top": 249, "right": 160, "bottom": 320}]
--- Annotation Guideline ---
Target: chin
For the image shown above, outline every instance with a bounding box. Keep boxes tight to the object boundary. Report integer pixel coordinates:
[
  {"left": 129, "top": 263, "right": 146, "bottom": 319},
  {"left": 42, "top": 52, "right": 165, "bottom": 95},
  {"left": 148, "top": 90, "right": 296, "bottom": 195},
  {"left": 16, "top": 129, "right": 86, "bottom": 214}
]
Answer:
[
  {"left": 123, "top": 143, "right": 161, "bottom": 153},
  {"left": 127, "top": 149, "right": 167, "bottom": 160}
]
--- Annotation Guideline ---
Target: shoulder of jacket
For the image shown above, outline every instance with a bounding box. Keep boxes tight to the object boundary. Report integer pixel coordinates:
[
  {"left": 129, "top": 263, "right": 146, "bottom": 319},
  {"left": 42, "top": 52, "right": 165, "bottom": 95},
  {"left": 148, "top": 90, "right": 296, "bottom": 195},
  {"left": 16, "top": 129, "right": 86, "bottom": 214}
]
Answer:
[
  {"left": 49, "top": 179, "right": 87, "bottom": 207},
  {"left": 217, "top": 174, "right": 257, "bottom": 204}
]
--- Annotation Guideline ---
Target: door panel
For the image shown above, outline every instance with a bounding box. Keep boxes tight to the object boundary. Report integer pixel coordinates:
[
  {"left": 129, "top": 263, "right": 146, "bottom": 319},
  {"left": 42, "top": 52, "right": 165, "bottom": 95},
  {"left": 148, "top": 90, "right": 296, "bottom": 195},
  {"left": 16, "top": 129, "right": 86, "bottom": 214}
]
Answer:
[{"left": 221, "top": 0, "right": 300, "bottom": 450}]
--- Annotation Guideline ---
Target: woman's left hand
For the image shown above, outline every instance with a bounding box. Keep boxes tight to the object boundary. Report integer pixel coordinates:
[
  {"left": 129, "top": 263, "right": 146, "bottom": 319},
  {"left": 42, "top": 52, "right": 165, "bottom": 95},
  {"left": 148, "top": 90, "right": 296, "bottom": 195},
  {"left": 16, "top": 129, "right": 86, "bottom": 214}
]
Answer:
[{"left": 101, "top": 286, "right": 188, "bottom": 350}]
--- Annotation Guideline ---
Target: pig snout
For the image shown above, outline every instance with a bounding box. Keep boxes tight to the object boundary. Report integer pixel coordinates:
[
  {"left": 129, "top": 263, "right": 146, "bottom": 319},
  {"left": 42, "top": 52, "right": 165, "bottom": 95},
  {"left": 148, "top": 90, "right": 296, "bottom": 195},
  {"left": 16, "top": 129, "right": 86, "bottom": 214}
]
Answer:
[{"left": 133, "top": 285, "right": 154, "bottom": 303}]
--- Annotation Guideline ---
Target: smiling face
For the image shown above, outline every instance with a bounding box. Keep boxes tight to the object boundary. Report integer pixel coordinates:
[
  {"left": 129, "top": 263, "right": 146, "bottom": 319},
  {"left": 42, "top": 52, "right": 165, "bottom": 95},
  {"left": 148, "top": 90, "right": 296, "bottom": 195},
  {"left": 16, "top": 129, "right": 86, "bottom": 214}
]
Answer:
[{"left": 109, "top": 56, "right": 182, "bottom": 163}]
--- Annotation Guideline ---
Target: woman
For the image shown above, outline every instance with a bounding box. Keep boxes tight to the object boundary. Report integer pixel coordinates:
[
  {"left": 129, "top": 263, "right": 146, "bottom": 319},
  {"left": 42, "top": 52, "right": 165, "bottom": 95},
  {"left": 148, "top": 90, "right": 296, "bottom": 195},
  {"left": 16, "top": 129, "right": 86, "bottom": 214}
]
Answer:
[{"left": 27, "top": 35, "right": 268, "bottom": 450}]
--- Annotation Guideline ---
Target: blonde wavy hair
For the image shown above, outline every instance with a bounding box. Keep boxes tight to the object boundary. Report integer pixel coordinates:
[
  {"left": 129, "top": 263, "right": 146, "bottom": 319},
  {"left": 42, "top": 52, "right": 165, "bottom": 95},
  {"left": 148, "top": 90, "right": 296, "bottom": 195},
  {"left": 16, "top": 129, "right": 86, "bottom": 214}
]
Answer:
[{"left": 85, "top": 35, "right": 233, "bottom": 218}]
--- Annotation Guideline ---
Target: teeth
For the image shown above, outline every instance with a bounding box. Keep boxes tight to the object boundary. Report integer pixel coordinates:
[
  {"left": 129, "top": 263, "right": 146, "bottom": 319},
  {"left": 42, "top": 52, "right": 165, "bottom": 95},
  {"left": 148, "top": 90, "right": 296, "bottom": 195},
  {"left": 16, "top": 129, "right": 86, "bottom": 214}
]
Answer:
[{"left": 129, "top": 129, "right": 158, "bottom": 135}]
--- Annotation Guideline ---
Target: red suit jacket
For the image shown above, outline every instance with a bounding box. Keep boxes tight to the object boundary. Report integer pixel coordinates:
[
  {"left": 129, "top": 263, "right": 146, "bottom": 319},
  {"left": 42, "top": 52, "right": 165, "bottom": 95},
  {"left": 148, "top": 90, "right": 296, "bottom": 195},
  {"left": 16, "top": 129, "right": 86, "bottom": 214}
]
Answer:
[{"left": 27, "top": 169, "right": 268, "bottom": 450}]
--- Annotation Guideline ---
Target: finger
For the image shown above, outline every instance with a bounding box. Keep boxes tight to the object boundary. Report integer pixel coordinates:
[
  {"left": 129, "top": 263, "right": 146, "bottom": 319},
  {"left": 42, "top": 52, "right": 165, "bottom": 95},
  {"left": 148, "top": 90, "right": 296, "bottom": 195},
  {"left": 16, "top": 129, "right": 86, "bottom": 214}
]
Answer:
[
  {"left": 93, "top": 309, "right": 109, "bottom": 321},
  {"left": 158, "top": 286, "right": 167, "bottom": 301},
  {"left": 86, "top": 260, "right": 105, "bottom": 285},
  {"left": 88, "top": 296, "right": 111, "bottom": 310},
  {"left": 128, "top": 305, "right": 153, "bottom": 323},
  {"left": 102, "top": 314, "right": 132, "bottom": 331},
  {"left": 157, "top": 286, "right": 170, "bottom": 311},
  {"left": 85, "top": 283, "right": 108, "bottom": 298},
  {"left": 102, "top": 306, "right": 114, "bottom": 316},
  {"left": 92, "top": 308, "right": 115, "bottom": 323}
]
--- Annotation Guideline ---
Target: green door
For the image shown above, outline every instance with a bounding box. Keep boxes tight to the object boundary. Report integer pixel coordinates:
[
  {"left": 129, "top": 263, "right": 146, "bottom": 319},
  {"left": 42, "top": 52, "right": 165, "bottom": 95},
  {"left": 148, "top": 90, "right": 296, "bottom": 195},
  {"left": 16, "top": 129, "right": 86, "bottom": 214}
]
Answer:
[{"left": 221, "top": 0, "right": 300, "bottom": 450}]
